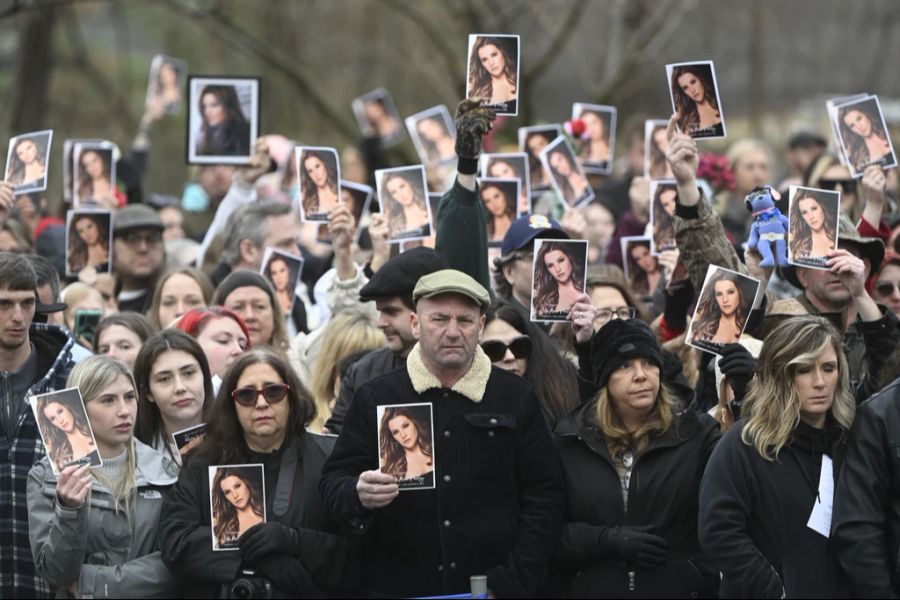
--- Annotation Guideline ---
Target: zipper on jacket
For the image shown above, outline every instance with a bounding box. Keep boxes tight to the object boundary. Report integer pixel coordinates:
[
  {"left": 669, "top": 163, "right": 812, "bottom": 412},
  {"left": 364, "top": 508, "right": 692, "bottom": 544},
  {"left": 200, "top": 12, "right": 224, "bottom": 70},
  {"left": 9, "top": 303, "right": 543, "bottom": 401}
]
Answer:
[{"left": 628, "top": 569, "right": 635, "bottom": 591}]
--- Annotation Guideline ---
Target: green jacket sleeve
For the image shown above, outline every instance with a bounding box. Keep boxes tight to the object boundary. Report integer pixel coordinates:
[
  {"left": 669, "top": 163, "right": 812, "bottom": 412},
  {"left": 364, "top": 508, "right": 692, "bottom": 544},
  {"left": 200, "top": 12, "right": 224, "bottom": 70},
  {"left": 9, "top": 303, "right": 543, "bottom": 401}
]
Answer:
[{"left": 435, "top": 177, "right": 492, "bottom": 295}]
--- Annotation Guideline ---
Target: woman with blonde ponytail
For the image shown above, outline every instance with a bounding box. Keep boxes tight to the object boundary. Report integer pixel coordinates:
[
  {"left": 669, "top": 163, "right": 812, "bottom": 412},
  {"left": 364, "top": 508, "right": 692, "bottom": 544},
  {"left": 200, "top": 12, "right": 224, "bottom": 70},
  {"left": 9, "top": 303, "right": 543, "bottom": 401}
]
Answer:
[
  {"left": 699, "top": 315, "right": 855, "bottom": 598},
  {"left": 27, "top": 356, "right": 179, "bottom": 598}
]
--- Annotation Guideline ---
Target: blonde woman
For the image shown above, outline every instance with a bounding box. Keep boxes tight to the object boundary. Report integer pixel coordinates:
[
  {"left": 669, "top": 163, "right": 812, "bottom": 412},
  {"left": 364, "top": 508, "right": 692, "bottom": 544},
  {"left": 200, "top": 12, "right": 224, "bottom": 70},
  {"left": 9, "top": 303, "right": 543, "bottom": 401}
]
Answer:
[
  {"left": 27, "top": 356, "right": 179, "bottom": 597},
  {"left": 699, "top": 316, "right": 855, "bottom": 598},
  {"left": 552, "top": 319, "right": 720, "bottom": 597}
]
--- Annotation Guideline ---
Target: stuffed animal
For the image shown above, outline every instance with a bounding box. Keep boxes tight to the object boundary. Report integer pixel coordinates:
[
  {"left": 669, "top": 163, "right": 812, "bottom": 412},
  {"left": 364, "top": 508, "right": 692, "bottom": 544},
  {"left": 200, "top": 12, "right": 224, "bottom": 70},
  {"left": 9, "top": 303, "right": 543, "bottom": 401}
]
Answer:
[{"left": 745, "top": 185, "right": 789, "bottom": 267}]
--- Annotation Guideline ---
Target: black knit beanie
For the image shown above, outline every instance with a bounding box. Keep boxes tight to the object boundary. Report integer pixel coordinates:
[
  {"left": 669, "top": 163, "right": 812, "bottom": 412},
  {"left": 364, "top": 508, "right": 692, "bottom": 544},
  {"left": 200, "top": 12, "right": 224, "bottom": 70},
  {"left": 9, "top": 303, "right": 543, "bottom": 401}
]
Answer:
[
  {"left": 212, "top": 269, "right": 276, "bottom": 306},
  {"left": 590, "top": 319, "right": 663, "bottom": 389}
]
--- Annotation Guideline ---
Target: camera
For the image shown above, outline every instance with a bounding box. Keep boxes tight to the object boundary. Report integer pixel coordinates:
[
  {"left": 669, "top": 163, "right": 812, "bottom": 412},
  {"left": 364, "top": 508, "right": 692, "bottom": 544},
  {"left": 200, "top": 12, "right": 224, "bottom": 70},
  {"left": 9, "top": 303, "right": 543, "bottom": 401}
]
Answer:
[{"left": 223, "top": 570, "right": 272, "bottom": 599}]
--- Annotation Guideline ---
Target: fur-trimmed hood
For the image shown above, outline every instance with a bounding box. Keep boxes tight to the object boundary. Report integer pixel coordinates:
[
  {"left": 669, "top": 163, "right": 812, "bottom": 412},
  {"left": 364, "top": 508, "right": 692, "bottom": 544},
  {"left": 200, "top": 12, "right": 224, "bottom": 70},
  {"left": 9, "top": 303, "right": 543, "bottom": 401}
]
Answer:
[{"left": 405, "top": 343, "right": 491, "bottom": 403}]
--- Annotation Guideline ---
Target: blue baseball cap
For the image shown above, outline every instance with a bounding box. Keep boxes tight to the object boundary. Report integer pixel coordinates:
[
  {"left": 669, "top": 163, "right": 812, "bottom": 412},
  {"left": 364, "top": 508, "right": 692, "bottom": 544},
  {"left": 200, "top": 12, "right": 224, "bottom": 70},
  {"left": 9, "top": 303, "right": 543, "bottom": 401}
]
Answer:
[{"left": 500, "top": 214, "right": 569, "bottom": 257}]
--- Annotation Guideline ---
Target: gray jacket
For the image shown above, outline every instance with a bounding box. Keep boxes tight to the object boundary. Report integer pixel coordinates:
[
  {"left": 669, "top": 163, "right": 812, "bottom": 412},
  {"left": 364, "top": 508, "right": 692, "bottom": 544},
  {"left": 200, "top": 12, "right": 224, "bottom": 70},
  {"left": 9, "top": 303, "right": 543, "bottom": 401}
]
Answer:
[{"left": 27, "top": 440, "right": 179, "bottom": 599}]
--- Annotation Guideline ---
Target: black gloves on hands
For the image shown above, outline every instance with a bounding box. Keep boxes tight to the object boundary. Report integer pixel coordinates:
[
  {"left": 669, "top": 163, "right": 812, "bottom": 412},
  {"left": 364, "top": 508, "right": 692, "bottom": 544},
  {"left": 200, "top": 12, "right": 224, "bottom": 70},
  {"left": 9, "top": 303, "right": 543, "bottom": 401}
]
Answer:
[
  {"left": 254, "top": 554, "right": 314, "bottom": 594},
  {"left": 454, "top": 99, "right": 496, "bottom": 174},
  {"left": 600, "top": 525, "right": 668, "bottom": 569},
  {"left": 238, "top": 522, "right": 300, "bottom": 562},
  {"left": 718, "top": 343, "right": 756, "bottom": 418}
]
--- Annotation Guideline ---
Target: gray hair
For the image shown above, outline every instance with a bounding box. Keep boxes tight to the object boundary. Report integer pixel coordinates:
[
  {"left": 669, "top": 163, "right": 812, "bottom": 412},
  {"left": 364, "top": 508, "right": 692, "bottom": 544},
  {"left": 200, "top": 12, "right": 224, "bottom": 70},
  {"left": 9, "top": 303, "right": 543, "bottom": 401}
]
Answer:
[{"left": 220, "top": 201, "right": 292, "bottom": 267}]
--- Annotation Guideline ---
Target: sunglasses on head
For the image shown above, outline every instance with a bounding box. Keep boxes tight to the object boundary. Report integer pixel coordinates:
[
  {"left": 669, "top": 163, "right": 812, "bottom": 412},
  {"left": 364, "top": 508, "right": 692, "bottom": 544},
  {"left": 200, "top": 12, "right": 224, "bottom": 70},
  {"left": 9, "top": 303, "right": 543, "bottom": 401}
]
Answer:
[
  {"left": 818, "top": 178, "right": 857, "bottom": 194},
  {"left": 874, "top": 280, "right": 900, "bottom": 296},
  {"left": 231, "top": 383, "right": 290, "bottom": 407},
  {"left": 481, "top": 336, "right": 532, "bottom": 362}
]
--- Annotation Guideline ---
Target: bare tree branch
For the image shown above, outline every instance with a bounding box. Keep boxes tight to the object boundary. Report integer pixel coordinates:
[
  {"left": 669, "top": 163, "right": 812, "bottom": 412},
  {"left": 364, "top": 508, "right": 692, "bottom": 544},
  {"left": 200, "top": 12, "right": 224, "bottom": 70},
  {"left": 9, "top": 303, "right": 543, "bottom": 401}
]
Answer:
[
  {"left": 523, "top": 0, "right": 589, "bottom": 82},
  {"left": 378, "top": 0, "right": 464, "bottom": 83}
]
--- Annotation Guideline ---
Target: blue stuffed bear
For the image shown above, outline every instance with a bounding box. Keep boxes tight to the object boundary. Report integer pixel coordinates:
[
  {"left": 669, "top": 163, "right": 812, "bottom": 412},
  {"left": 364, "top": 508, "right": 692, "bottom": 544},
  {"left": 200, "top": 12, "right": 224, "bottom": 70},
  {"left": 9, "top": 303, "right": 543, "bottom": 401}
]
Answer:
[{"left": 745, "top": 185, "right": 789, "bottom": 267}]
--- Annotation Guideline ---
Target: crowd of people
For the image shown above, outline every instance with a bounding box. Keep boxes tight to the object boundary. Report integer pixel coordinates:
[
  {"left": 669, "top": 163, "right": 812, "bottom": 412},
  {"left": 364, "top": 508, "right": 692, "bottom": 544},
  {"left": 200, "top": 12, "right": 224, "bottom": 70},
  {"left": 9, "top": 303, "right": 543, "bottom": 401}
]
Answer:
[{"left": 1, "top": 53, "right": 900, "bottom": 600}]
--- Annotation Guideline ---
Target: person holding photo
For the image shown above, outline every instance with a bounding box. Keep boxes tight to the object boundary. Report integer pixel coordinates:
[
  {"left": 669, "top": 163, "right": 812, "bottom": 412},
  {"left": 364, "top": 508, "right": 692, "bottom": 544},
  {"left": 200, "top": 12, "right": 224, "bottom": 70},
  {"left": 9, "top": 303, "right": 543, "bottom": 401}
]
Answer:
[
  {"left": 468, "top": 36, "right": 517, "bottom": 109},
  {"left": 700, "top": 316, "right": 854, "bottom": 598},
  {"left": 6, "top": 136, "right": 47, "bottom": 189},
  {"left": 134, "top": 330, "right": 214, "bottom": 464},
  {"left": 379, "top": 406, "right": 433, "bottom": 484},
  {"left": 382, "top": 171, "right": 430, "bottom": 239},
  {"left": 196, "top": 85, "right": 251, "bottom": 157},
  {"left": 838, "top": 102, "right": 892, "bottom": 172},
  {"left": 27, "top": 356, "right": 179, "bottom": 598},
  {"left": 652, "top": 183, "right": 678, "bottom": 251},
  {"left": 76, "top": 149, "right": 115, "bottom": 207},
  {"left": 160, "top": 348, "right": 358, "bottom": 596},
  {"left": 266, "top": 254, "right": 295, "bottom": 314},
  {"left": 790, "top": 189, "right": 838, "bottom": 262},
  {"left": 211, "top": 466, "right": 264, "bottom": 548},
  {"left": 534, "top": 241, "right": 585, "bottom": 317},
  {"left": 34, "top": 392, "right": 97, "bottom": 470},
  {"left": 480, "top": 180, "right": 516, "bottom": 243},
  {"left": 578, "top": 109, "right": 612, "bottom": 166},
  {"left": 671, "top": 64, "right": 723, "bottom": 136},
  {"left": 67, "top": 212, "right": 110, "bottom": 273},
  {"left": 416, "top": 115, "right": 455, "bottom": 164},
  {"left": 547, "top": 148, "right": 591, "bottom": 207},
  {"left": 300, "top": 150, "right": 339, "bottom": 218},
  {"left": 692, "top": 270, "right": 750, "bottom": 346}
]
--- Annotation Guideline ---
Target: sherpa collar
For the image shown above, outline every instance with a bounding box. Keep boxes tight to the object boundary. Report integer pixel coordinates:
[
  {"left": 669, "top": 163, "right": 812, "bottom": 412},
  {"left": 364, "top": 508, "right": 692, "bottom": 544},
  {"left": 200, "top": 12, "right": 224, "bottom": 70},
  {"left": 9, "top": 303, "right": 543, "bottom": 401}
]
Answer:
[{"left": 406, "top": 343, "right": 491, "bottom": 403}]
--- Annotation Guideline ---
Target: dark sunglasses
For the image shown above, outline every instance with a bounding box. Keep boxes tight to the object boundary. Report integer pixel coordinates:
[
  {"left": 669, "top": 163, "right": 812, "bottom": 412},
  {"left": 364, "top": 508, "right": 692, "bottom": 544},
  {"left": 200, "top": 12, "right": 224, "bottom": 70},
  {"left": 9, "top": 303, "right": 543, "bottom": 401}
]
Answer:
[
  {"left": 818, "top": 178, "right": 857, "bottom": 194},
  {"left": 231, "top": 383, "right": 290, "bottom": 407},
  {"left": 874, "top": 280, "right": 900, "bottom": 296},
  {"left": 481, "top": 336, "right": 532, "bottom": 362}
]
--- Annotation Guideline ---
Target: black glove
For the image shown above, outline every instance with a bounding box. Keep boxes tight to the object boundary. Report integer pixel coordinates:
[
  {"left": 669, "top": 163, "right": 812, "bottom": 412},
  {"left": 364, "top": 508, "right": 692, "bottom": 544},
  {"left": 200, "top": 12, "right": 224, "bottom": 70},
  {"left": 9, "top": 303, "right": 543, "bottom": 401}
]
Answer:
[
  {"left": 599, "top": 526, "right": 668, "bottom": 569},
  {"left": 718, "top": 343, "right": 755, "bottom": 417},
  {"left": 454, "top": 99, "right": 496, "bottom": 174},
  {"left": 254, "top": 554, "right": 314, "bottom": 594},
  {"left": 238, "top": 522, "right": 300, "bottom": 562}
]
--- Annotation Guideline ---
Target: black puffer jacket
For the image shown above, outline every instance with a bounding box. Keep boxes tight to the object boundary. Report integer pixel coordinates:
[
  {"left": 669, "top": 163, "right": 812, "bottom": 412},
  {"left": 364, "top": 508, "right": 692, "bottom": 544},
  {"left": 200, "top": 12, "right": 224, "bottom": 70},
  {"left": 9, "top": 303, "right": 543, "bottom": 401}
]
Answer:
[
  {"left": 551, "top": 400, "right": 721, "bottom": 598},
  {"left": 832, "top": 377, "right": 900, "bottom": 598},
  {"left": 699, "top": 418, "right": 847, "bottom": 598}
]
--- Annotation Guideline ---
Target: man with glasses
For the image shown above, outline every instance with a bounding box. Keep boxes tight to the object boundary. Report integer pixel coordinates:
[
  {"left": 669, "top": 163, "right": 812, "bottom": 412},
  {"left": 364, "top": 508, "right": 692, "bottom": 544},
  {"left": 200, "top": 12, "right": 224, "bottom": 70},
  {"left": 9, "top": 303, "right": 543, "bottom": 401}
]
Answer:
[
  {"left": 321, "top": 269, "right": 562, "bottom": 598},
  {"left": 113, "top": 204, "right": 166, "bottom": 314}
]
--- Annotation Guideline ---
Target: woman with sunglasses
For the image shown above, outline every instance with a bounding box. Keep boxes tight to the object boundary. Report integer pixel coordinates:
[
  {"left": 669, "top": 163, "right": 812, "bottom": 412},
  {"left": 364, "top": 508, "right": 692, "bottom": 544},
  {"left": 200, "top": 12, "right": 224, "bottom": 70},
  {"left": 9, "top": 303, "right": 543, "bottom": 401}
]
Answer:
[
  {"left": 482, "top": 299, "right": 580, "bottom": 428},
  {"left": 159, "top": 348, "right": 358, "bottom": 597},
  {"left": 134, "top": 330, "right": 214, "bottom": 465}
]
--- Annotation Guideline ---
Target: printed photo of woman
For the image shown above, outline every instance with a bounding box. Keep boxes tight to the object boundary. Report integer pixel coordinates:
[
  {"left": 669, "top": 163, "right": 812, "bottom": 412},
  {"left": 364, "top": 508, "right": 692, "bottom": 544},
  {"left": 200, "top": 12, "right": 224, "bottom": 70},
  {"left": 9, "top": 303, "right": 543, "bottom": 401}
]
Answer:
[
  {"left": 376, "top": 166, "right": 432, "bottom": 242},
  {"left": 209, "top": 464, "right": 265, "bottom": 550},
  {"left": 478, "top": 178, "right": 519, "bottom": 246},
  {"left": 298, "top": 147, "right": 341, "bottom": 222},
  {"left": 667, "top": 61, "right": 726, "bottom": 139},
  {"left": 188, "top": 77, "right": 258, "bottom": 164},
  {"left": 31, "top": 388, "right": 102, "bottom": 475},
  {"left": 5, "top": 130, "right": 52, "bottom": 194},
  {"left": 687, "top": 266, "right": 760, "bottom": 355},
  {"left": 835, "top": 95, "right": 897, "bottom": 176},
  {"left": 645, "top": 120, "right": 674, "bottom": 180},
  {"left": 788, "top": 187, "right": 840, "bottom": 269},
  {"left": 531, "top": 239, "right": 589, "bottom": 322},
  {"left": 66, "top": 210, "right": 112, "bottom": 276},
  {"left": 352, "top": 88, "right": 404, "bottom": 147},
  {"left": 540, "top": 136, "right": 595, "bottom": 209},
  {"left": 482, "top": 153, "right": 531, "bottom": 215},
  {"left": 378, "top": 403, "right": 435, "bottom": 490},
  {"left": 572, "top": 103, "right": 616, "bottom": 174},
  {"left": 406, "top": 106, "right": 456, "bottom": 166},
  {"left": 519, "top": 125, "right": 562, "bottom": 191},
  {"left": 146, "top": 55, "right": 186, "bottom": 115},
  {"left": 466, "top": 34, "right": 520, "bottom": 116},
  {"left": 650, "top": 181, "right": 678, "bottom": 253},
  {"left": 260, "top": 248, "right": 303, "bottom": 315},
  {"left": 73, "top": 144, "right": 117, "bottom": 208},
  {"left": 621, "top": 236, "right": 661, "bottom": 306}
]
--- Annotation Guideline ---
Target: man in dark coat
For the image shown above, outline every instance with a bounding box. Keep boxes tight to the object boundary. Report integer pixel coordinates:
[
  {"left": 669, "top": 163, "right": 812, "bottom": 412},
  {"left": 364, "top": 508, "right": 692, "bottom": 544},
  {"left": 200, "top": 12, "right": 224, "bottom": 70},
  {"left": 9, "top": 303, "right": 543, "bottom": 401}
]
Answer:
[
  {"left": 320, "top": 269, "right": 564, "bottom": 598},
  {"left": 832, "top": 376, "right": 900, "bottom": 597}
]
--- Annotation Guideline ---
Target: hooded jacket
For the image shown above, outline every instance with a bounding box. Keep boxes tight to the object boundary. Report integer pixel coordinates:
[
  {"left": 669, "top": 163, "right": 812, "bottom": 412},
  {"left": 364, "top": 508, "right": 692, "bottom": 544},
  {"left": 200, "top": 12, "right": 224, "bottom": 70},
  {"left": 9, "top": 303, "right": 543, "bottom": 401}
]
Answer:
[
  {"left": 1, "top": 323, "right": 76, "bottom": 599},
  {"left": 27, "top": 440, "right": 178, "bottom": 598},
  {"left": 699, "top": 418, "right": 847, "bottom": 598},
  {"left": 551, "top": 400, "right": 720, "bottom": 598}
]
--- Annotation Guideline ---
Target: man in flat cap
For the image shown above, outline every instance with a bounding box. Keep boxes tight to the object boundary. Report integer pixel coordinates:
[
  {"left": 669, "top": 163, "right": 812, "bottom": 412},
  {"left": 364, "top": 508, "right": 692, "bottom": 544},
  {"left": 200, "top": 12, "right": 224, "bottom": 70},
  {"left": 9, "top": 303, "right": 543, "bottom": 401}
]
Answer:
[{"left": 321, "top": 269, "right": 563, "bottom": 598}]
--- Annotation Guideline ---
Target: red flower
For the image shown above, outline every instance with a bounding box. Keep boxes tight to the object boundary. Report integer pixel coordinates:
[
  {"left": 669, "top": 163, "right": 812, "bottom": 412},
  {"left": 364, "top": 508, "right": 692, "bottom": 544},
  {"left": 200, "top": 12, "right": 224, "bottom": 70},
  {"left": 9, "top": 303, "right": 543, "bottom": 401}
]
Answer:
[{"left": 565, "top": 118, "right": 587, "bottom": 138}]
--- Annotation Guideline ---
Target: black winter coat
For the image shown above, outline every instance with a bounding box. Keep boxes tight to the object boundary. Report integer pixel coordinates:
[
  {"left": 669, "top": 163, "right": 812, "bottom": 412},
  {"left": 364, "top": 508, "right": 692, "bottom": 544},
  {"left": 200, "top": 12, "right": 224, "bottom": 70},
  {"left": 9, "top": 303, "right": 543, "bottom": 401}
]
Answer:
[
  {"left": 319, "top": 366, "right": 564, "bottom": 598},
  {"left": 832, "top": 377, "right": 900, "bottom": 598},
  {"left": 551, "top": 401, "right": 721, "bottom": 598},
  {"left": 159, "top": 433, "right": 359, "bottom": 598},
  {"left": 699, "top": 418, "right": 847, "bottom": 599}
]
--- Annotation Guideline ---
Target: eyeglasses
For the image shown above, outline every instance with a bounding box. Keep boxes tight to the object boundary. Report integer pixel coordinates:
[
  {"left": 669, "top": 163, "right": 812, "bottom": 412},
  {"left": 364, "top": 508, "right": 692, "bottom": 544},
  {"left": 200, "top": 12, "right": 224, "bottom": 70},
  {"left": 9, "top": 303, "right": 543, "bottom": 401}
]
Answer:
[
  {"left": 481, "top": 336, "right": 532, "bottom": 362},
  {"left": 121, "top": 231, "right": 163, "bottom": 246},
  {"left": 874, "top": 280, "right": 900, "bottom": 296},
  {"left": 818, "top": 178, "right": 857, "bottom": 194},
  {"left": 231, "top": 383, "right": 290, "bottom": 407},
  {"left": 594, "top": 307, "right": 636, "bottom": 325}
]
